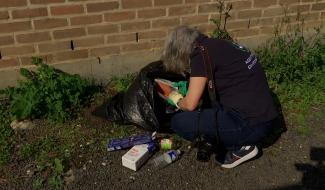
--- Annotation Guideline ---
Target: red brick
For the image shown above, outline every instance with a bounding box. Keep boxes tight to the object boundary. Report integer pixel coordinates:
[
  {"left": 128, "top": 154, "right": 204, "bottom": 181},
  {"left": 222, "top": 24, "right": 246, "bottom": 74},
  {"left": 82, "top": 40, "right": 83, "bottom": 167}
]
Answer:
[
  {"left": 226, "top": 20, "right": 249, "bottom": 29},
  {"left": 16, "top": 32, "right": 51, "bottom": 43},
  {"left": 30, "top": 0, "right": 64, "bottom": 4},
  {"left": 182, "top": 15, "right": 209, "bottom": 25},
  {"left": 121, "top": 0, "right": 152, "bottom": 9},
  {"left": 230, "top": 1, "right": 252, "bottom": 10},
  {"left": 34, "top": 18, "right": 68, "bottom": 30},
  {"left": 121, "top": 21, "right": 150, "bottom": 32},
  {"left": 196, "top": 23, "right": 217, "bottom": 34},
  {"left": 279, "top": 0, "right": 300, "bottom": 5},
  {"left": 151, "top": 40, "right": 164, "bottom": 49},
  {"left": 121, "top": 42, "right": 152, "bottom": 52},
  {"left": 0, "top": 0, "right": 27, "bottom": 7},
  {"left": 238, "top": 9, "right": 262, "bottom": 19},
  {"left": 88, "top": 24, "right": 119, "bottom": 34},
  {"left": 0, "top": 36, "right": 14, "bottom": 46},
  {"left": 198, "top": 3, "right": 219, "bottom": 13},
  {"left": 20, "top": 54, "right": 53, "bottom": 65},
  {"left": 74, "top": 36, "right": 105, "bottom": 48},
  {"left": 53, "top": 28, "right": 86, "bottom": 39},
  {"left": 87, "top": 2, "right": 119, "bottom": 13},
  {"left": 38, "top": 41, "right": 70, "bottom": 53},
  {"left": 139, "top": 30, "right": 166, "bottom": 40},
  {"left": 2, "top": 45, "right": 35, "bottom": 56},
  {"left": 260, "top": 26, "right": 275, "bottom": 34},
  {"left": 254, "top": 0, "right": 277, "bottom": 8},
  {"left": 0, "top": 21, "right": 31, "bottom": 34},
  {"left": 90, "top": 46, "right": 120, "bottom": 56},
  {"left": 0, "top": 11, "right": 9, "bottom": 20},
  {"left": 233, "top": 28, "right": 260, "bottom": 37},
  {"left": 152, "top": 18, "right": 180, "bottom": 28},
  {"left": 51, "top": 5, "right": 84, "bottom": 16},
  {"left": 70, "top": 15, "right": 103, "bottom": 26},
  {"left": 137, "top": 8, "right": 166, "bottom": 18},
  {"left": 106, "top": 33, "right": 136, "bottom": 44},
  {"left": 312, "top": 3, "right": 325, "bottom": 11},
  {"left": 154, "top": 0, "right": 183, "bottom": 6},
  {"left": 0, "top": 59, "right": 19, "bottom": 68},
  {"left": 54, "top": 50, "right": 88, "bottom": 62},
  {"left": 301, "top": 12, "right": 320, "bottom": 21},
  {"left": 263, "top": 7, "right": 284, "bottom": 17},
  {"left": 105, "top": 11, "right": 136, "bottom": 22},
  {"left": 185, "top": 0, "right": 210, "bottom": 3},
  {"left": 169, "top": 5, "right": 196, "bottom": 16},
  {"left": 288, "top": 4, "right": 310, "bottom": 13},
  {"left": 12, "top": 8, "right": 48, "bottom": 19}
]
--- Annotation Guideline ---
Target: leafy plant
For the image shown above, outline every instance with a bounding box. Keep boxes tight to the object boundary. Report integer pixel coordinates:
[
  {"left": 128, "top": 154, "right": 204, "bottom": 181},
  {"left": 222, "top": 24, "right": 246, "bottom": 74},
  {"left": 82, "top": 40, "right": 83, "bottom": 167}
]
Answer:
[
  {"left": 255, "top": 19, "right": 325, "bottom": 129},
  {"left": 1, "top": 57, "right": 100, "bottom": 123},
  {"left": 0, "top": 101, "right": 13, "bottom": 165},
  {"left": 109, "top": 73, "right": 136, "bottom": 92},
  {"left": 210, "top": 0, "right": 233, "bottom": 40},
  {"left": 20, "top": 137, "right": 68, "bottom": 190},
  {"left": 256, "top": 27, "right": 324, "bottom": 85}
]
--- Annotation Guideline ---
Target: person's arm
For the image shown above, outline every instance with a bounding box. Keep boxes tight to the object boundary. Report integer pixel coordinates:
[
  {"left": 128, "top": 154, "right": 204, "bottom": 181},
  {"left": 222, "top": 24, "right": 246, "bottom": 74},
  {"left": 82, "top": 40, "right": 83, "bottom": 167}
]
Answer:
[{"left": 177, "top": 77, "right": 207, "bottom": 111}]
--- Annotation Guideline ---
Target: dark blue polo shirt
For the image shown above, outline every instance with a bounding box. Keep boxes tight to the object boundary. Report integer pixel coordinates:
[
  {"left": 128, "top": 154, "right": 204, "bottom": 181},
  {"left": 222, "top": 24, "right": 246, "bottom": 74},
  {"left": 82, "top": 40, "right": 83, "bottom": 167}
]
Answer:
[{"left": 190, "top": 34, "right": 278, "bottom": 125}]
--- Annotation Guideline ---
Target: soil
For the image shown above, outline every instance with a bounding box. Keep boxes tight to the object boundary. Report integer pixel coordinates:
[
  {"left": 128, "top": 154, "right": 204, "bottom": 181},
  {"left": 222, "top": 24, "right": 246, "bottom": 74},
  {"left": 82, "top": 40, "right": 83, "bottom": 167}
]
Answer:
[{"left": 1, "top": 105, "right": 324, "bottom": 190}]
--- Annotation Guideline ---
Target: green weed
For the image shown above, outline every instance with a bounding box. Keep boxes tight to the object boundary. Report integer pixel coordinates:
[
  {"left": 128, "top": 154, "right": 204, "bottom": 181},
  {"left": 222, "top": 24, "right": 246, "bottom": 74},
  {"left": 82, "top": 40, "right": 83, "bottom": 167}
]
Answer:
[
  {"left": 109, "top": 73, "right": 136, "bottom": 92},
  {"left": 210, "top": 0, "right": 233, "bottom": 40},
  {"left": 18, "top": 143, "right": 34, "bottom": 159},
  {"left": 256, "top": 23, "right": 325, "bottom": 129},
  {"left": 0, "top": 101, "right": 14, "bottom": 165},
  {"left": 0, "top": 57, "right": 101, "bottom": 123},
  {"left": 18, "top": 136, "right": 68, "bottom": 189}
]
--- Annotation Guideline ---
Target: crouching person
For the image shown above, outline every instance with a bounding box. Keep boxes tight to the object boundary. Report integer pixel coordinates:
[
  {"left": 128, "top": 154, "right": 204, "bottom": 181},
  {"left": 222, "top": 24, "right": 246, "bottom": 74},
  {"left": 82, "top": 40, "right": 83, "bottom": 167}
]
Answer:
[{"left": 161, "top": 26, "right": 278, "bottom": 168}]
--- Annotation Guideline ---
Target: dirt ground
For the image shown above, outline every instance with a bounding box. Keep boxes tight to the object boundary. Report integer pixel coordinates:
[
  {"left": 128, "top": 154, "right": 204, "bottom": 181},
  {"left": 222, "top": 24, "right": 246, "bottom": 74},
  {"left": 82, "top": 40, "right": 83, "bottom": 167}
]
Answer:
[{"left": 1, "top": 107, "right": 324, "bottom": 190}]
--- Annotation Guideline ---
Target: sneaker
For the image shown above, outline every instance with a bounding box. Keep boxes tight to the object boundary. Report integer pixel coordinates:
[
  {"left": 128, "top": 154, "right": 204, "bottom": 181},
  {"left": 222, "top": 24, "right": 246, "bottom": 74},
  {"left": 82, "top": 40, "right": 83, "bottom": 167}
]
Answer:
[{"left": 218, "top": 146, "right": 258, "bottom": 169}]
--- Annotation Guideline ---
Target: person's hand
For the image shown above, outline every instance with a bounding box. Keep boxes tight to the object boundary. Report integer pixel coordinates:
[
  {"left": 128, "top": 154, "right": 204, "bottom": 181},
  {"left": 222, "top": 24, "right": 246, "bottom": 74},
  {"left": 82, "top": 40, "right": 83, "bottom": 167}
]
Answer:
[{"left": 166, "top": 90, "right": 183, "bottom": 108}]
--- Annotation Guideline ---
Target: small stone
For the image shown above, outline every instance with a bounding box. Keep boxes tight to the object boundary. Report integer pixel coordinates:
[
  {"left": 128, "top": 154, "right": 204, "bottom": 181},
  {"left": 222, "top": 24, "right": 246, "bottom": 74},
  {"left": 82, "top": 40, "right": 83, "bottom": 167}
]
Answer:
[
  {"left": 10, "top": 120, "right": 33, "bottom": 130},
  {"left": 83, "top": 166, "right": 87, "bottom": 170},
  {"left": 88, "top": 160, "right": 92, "bottom": 164},
  {"left": 64, "top": 169, "right": 75, "bottom": 185},
  {"left": 26, "top": 169, "right": 34, "bottom": 177},
  {"left": 101, "top": 162, "right": 107, "bottom": 166}
]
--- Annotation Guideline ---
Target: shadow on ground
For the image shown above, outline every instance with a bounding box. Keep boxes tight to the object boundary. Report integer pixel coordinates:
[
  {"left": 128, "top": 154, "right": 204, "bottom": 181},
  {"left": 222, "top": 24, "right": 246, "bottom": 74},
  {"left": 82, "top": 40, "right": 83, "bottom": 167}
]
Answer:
[{"left": 271, "top": 147, "right": 325, "bottom": 190}]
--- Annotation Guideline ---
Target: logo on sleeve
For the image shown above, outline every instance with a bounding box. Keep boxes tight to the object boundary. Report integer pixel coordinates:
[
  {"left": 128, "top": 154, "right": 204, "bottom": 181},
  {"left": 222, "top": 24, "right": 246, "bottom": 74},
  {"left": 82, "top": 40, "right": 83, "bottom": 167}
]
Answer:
[{"left": 245, "top": 53, "right": 257, "bottom": 70}]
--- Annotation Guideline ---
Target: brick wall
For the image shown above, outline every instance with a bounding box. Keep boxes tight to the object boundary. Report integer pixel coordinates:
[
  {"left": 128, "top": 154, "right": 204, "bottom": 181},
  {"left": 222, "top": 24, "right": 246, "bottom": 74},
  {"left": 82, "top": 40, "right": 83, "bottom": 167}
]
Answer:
[{"left": 0, "top": 0, "right": 324, "bottom": 72}]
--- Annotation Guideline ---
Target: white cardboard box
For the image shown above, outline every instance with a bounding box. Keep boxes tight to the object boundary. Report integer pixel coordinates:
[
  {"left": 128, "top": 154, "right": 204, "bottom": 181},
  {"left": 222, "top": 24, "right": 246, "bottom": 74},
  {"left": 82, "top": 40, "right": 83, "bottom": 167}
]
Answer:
[{"left": 122, "top": 144, "right": 151, "bottom": 171}]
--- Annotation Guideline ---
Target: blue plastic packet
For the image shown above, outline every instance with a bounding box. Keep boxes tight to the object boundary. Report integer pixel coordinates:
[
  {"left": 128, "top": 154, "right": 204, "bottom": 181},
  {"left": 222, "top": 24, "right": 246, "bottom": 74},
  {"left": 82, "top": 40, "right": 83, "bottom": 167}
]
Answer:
[{"left": 107, "top": 132, "right": 156, "bottom": 151}]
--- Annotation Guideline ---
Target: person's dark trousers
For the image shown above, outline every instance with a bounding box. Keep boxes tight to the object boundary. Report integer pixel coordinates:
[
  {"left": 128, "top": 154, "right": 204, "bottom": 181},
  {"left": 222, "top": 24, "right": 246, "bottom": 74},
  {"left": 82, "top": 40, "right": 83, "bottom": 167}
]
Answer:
[{"left": 171, "top": 108, "right": 273, "bottom": 151}]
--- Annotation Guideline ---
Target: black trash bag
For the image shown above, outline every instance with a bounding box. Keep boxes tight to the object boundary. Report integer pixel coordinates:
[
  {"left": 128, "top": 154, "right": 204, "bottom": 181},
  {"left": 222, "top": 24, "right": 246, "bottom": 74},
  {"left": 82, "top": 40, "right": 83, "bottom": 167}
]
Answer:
[{"left": 93, "top": 61, "right": 186, "bottom": 132}]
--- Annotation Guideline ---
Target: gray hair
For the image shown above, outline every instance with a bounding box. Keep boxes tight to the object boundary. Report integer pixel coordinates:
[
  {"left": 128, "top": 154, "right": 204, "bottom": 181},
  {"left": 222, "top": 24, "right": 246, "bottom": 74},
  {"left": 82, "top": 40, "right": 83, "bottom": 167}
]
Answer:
[{"left": 161, "top": 26, "right": 200, "bottom": 75}]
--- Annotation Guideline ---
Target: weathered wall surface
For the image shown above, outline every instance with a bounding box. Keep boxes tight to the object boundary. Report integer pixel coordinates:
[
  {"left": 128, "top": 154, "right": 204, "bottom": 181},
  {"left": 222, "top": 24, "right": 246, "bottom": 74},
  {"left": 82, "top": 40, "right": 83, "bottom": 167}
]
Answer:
[{"left": 0, "top": 0, "right": 324, "bottom": 88}]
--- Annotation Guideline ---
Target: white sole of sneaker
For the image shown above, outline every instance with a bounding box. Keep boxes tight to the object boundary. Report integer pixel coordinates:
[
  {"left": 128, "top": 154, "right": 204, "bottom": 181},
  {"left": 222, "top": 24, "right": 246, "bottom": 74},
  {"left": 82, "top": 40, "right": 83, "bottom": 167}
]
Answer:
[{"left": 221, "top": 146, "right": 259, "bottom": 169}]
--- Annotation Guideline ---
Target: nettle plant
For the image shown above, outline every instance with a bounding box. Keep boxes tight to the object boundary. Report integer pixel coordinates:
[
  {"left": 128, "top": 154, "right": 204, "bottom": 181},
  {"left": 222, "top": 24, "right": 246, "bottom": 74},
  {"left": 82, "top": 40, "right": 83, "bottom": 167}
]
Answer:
[
  {"left": 256, "top": 26, "right": 325, "bottom": 86},
  {"left": 210, "top": 0, "right": 233, "bottom": 41},
  {"left": 255, "top": 18, "right": 325, "bottom": 124},
  {"left": 1, "top": 58, "right": 100, "bottom": 123}
]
